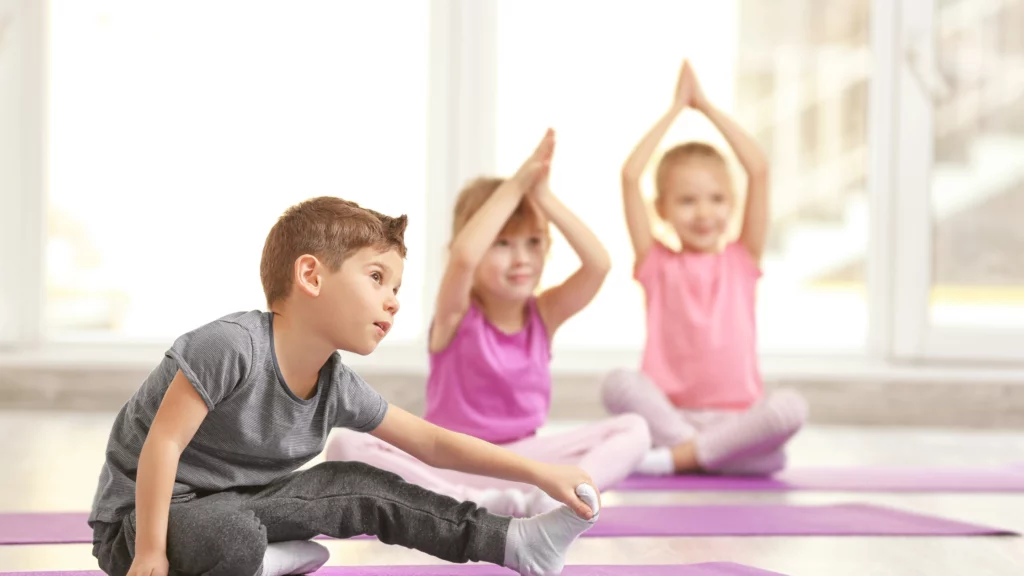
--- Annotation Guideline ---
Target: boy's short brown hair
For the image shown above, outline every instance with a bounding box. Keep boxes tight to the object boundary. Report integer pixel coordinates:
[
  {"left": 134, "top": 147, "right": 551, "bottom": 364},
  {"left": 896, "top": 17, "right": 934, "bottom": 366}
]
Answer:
[{"left": 260, "top": 196, "right": 408, "bottom": 307}]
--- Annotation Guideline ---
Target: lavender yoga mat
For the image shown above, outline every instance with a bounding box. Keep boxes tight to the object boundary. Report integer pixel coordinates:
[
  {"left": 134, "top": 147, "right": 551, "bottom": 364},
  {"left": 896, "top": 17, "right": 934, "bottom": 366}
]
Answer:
[
  {"left": 1, "top": 563, "right": 787, "bottom": 576},
  {"left": 587, "top": 504, "right": 1015, "bottom": 537},
  {"left": 0, "top": 503, "right": 1013, "bottom": 545},
  {"left": 614, "top": 466, "right": 1024, "bottom": 492}
]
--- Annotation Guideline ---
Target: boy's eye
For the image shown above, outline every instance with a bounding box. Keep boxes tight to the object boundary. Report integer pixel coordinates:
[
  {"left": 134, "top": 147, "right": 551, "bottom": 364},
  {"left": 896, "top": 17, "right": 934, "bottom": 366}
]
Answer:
[
  {"left": 371, "top": 271, "right": 383, "bottom": 283},
  {"left": 495, "top": 238, "right": 509, "bottom": 247},
  {"left": 679, "top": 196, "right": 695, "bottom": 205},
  {"left": 712, "top": 194, "right": 726, "bottom": 203},
  {"left": 528, "top": 236, "right": 543, "bottom": 246}
]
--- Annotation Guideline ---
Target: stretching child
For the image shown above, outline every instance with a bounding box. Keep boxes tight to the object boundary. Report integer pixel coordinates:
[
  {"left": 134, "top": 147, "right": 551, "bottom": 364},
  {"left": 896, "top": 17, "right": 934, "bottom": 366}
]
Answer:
[
  {"left": 601, "top": 60, "right": 808, "bottom": 477},
  {"left": 327, "top": 129, "right": 650, "bottom": 516},
  {"left": 88, "top": 194, "right": 600, "bottom": 576}
]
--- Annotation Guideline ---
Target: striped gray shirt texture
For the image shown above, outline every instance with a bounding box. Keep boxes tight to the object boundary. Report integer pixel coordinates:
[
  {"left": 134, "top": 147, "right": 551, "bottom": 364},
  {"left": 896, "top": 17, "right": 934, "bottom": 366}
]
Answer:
[{"left": 89, "top": 310, "right": 389, "bottom": 525}]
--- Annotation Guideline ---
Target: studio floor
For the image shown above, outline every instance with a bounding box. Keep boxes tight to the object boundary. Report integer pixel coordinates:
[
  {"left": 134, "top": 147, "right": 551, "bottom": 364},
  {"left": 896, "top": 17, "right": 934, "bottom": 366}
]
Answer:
[{"left": 2, "top": 411, "right": 1024, "bottom": 575}]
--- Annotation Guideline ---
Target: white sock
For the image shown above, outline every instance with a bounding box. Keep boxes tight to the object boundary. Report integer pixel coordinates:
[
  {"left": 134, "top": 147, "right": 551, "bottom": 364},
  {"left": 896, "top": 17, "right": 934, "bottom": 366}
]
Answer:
[
  {"left": 502, "top": 484, "right": 599, "bottom": 576},
  {"left": 469, "top": 487, "right": 529, "bottom": 517},
  {"left": 635, "top": 447, "right": 675, "bottom": 476},
  {"left": 258, "top": 540, "right": 330, "bottom": 576}
]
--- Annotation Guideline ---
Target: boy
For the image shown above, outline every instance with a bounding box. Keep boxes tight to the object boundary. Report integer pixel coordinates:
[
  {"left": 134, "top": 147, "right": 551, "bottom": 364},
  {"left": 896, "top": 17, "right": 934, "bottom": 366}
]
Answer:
[{"left": 89, "top": 194, "right": 600, "bottom": 576}]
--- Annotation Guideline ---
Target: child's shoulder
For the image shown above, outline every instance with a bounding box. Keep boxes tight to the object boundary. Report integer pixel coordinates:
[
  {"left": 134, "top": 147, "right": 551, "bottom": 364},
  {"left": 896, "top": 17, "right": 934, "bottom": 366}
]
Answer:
[
  {"left": 171, "top": 310, "right": 270, "bottom": 360},
  {"left": 180, "top": 310, "right": 267, "bottom": 340}
]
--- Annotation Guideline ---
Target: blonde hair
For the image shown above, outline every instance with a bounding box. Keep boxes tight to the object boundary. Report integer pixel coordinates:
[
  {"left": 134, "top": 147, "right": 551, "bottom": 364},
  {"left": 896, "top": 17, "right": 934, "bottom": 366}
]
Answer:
[
  {"left": 451, "top": 177, "right": 550, "bottom": 242},
  {"left": 655, "top": 142, "right": 732, "bottom": 201},
  {"left": 260, "top": 196, "right": 408, "bottom": 307}
]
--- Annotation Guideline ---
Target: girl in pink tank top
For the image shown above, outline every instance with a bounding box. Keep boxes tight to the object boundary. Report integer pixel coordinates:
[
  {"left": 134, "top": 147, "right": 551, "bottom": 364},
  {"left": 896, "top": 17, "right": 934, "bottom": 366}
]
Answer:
[
  {"left": 326, "top": 130, "right": 651, "bottom": 516},
  {"left": 601, "top": 60, "right": 808, "bottom": 478}
]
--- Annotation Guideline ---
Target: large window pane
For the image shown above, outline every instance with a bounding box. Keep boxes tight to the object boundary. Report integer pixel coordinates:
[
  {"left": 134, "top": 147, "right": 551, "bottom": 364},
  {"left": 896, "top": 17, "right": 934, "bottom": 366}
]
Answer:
[
  {"left": 496, "top": 0, "right": 870, "bottom": 353},
  {"left": 929, "top": 0, "right": 1024, "bottom": 329},
  {"left": 47, "top": 1, "right": 427, "bottom": 342}
]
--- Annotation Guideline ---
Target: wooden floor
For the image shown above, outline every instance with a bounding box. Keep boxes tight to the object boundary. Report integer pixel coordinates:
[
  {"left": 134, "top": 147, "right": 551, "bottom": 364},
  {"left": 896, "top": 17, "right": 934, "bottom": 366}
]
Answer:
[{"left": 2, "top": 410, "right": 1024, "bottom": 575}]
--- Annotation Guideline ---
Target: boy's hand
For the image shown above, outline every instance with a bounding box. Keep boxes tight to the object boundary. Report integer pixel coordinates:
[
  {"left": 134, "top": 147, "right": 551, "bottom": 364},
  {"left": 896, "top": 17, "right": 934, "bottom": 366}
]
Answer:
[
  {"left": 511, "top": 128, "right": 555, "bottom": 193},
  {"left": 126, "top": 552, "right": 169, "bottom": 576},
  {"left": 535, "top": 463, "right": 601, "bottom": 520}
]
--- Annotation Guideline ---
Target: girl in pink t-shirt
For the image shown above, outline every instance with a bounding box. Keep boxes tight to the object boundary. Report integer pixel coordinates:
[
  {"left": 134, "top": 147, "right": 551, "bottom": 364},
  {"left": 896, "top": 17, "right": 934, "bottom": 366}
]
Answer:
[
  {"left": 327, "top": 130, "right": 650, "bottom": 516},
  {"left": 601, "top": 60, "right": 808, "bottom": 477}
]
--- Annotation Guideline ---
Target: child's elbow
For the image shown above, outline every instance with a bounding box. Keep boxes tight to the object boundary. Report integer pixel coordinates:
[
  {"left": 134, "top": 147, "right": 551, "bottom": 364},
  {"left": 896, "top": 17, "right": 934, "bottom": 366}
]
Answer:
[
  {"left": 447, "top": 246, "right": 477, "bottom": 274},
  {"left": 749, "top": 162, "right": 770, "bottom": 182},
  {"left": 592, "top": 249, "right": 613, "bottom": 278},
  {"left": 621, "top": 166, "right": 641, "bottom": 186}
]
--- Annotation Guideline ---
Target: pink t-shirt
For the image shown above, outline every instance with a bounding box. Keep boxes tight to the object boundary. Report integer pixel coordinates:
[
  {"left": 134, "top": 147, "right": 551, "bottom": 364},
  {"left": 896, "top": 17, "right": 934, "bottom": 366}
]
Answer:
[
  {"left": 635, "top": 241, "right": 762, "bottom": 410},
  {"left": 424, "top": 298, "right": 552, "bottom": 444}
]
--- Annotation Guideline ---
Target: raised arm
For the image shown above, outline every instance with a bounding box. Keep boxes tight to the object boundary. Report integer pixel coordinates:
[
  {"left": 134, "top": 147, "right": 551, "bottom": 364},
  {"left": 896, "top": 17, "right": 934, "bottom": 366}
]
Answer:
[
  {"left": 621, "top": 60, "right": 693, "bottom": 265},
  {"left": 687, "top": 62, "right": 771, "bottom": 262},
  {"left": 429, "top": 129, "right": 555, "bottom": 353},
  {"left": 534, "top": 181, "right": 611, "bottom": 340},
  {"left": 130, "top": 370, "right": 210, "bottom": 576}
]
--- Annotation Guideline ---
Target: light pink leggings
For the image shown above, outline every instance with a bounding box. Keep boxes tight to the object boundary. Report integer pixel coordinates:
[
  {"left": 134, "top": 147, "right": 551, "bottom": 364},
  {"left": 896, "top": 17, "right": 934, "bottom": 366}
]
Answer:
[
  {"left": 601, "top": 369, "right": 809, "bottom": 476},
  {"left": 325, "top": 414, "right": 650, "bottom": 507}
]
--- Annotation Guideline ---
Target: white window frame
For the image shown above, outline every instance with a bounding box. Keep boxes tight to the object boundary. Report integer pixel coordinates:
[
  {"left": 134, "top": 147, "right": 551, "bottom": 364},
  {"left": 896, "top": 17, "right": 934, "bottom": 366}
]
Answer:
[
  {"left": 891, "top": 0, "right": 1024, "bottom": 362},
  {"left": 0, "top": 0, "right": 46, "bottom": 348}
]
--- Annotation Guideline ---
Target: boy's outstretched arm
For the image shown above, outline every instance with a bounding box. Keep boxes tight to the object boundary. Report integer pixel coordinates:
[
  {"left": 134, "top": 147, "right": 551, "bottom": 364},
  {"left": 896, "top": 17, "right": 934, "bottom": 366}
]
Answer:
[
  {"left": 687, "top": 63, "right": 771, "bottom": 262},
  {"left": 534, "top": 174, "right": 611, "bottom": 340},
  {"left": 369, "top": 405, "right": 600, "bottom": 520},
  {"left": 430, "top": 129, "right": 555, "bottom": 353},
  {"left": 130, "top": 370, "right": 209, "bottom": 576}
]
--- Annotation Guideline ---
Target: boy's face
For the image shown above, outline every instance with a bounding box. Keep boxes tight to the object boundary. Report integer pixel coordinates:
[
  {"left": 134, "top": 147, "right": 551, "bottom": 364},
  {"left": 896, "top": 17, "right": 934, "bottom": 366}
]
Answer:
[{"left": 319, "top": 246, "right": 403, "bottom": 355}]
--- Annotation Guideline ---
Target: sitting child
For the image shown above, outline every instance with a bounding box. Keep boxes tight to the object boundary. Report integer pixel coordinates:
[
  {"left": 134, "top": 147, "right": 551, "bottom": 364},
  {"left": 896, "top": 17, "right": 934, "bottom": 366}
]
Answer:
[
  {"left": 88, "top": 195, "right": 599, "bottom": 576},
  {"left": 602, "top": 60, "right": 808, "bottom": 477}
]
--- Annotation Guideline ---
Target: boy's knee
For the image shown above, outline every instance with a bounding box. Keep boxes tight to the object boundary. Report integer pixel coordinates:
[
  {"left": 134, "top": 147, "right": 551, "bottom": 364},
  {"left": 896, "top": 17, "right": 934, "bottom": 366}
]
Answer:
[
  {"left": 176, "top": 510, "right": 266, "bottom": 576},
  {"left": 219, "top": 514, "right": 267, "bottom": 576}
]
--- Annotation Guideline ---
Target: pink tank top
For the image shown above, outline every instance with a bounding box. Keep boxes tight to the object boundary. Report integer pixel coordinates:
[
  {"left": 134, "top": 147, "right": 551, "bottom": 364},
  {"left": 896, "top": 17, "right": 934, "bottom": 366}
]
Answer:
[
  {"left": 636, "top": 241, "right": 763, "bottom": 410},
  {"left": 424, "top": 298, "right": 552, "bottom": 444}
]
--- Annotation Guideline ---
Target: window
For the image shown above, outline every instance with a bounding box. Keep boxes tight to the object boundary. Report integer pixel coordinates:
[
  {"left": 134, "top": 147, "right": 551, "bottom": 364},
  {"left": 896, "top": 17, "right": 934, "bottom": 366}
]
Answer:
[
  {"left": 928, "top": 0, "right": 1024, "bottom": 329},
  {"left": 46, "top": 0, "right": 428, "bottom": 342},
  {"left": 495, "top": 0, "right": 871, "bottom": 353}
]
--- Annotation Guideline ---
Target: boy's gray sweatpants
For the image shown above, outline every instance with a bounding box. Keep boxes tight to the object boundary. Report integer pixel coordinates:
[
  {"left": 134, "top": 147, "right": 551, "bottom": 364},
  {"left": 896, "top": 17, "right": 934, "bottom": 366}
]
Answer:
[{"left": 91, "top": 461, "right": 511, "bottom": 576}]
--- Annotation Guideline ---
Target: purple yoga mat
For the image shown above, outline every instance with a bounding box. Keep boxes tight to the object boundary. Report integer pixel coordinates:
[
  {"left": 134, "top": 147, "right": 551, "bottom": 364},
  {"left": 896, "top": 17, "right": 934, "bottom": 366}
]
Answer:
[
  {"left": 0, "top": 513, "right": 90, "bottom": 545},
  {"left": 1, "top": 563, "right": 786, "bottom": 576},
  {"left": 614, "top": 466, "right": 1024, "bottom": 492},
  {"left": 587, "top": 504, "right": 1015, "bottom": 536},
  {"left": 0, "top": 503, "right": 1013, "bottom": 545}
]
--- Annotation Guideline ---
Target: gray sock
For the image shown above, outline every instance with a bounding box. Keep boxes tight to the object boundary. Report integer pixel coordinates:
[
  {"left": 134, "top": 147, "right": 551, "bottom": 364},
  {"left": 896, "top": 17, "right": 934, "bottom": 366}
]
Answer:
[{"left": 502, "top": 483, "right": 599, "bottom": 576}]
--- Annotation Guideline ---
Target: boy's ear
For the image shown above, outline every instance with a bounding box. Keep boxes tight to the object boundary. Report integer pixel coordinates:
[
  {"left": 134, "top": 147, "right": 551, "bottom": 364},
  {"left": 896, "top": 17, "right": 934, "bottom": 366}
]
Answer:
[{"left": 295, "top": 254, "right": 323, "bottom": 297}]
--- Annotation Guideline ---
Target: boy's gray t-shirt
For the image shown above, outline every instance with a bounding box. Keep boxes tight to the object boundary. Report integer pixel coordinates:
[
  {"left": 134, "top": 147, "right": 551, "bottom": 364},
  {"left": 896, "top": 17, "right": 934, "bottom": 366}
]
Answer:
[{"left": 89, "top": 310, "right": 389, "bottom": 526}]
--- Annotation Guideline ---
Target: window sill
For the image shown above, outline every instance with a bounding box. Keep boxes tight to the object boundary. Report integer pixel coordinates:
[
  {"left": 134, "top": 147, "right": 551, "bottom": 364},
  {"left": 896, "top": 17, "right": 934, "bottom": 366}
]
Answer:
[{"left": 2, "top": 341, "right": 1024, "bottom": 383}]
